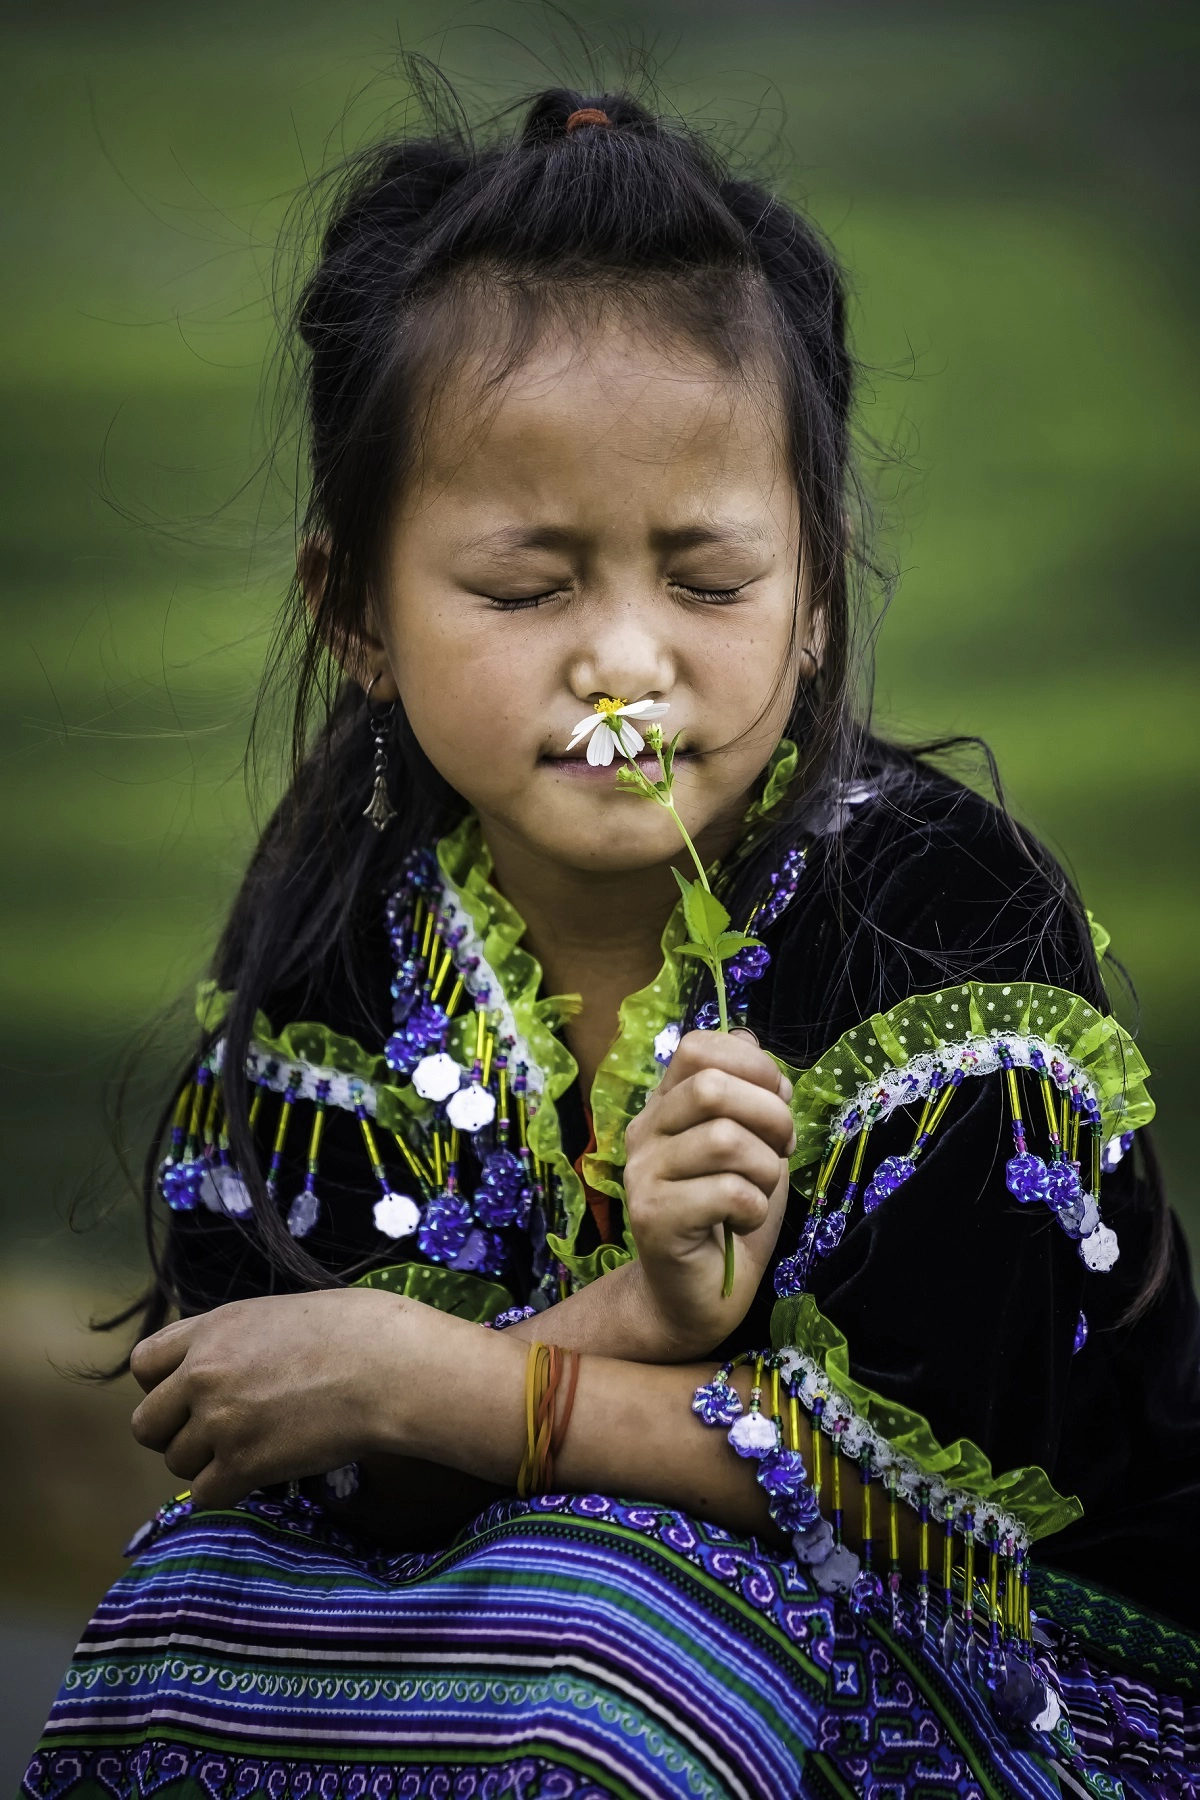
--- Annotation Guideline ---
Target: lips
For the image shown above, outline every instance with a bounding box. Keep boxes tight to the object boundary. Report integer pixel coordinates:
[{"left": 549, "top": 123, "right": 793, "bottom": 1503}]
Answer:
[{"left": 541, "top": 748, "right": 691, "bottom": 779}]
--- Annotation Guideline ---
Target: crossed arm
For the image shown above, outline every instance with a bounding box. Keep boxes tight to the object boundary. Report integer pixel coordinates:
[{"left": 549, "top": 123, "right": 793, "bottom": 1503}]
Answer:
[{"left": 130, "top": 1033, "right": 897, "bottom": 1554}]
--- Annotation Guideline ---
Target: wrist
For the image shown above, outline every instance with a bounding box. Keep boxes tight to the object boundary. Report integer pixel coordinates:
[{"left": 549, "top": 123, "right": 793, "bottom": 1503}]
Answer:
[
  {"left": 621, "top": 1259, "right": 726, "bottom": 1363},
  {"left": 366, "top": 1296, "right": 528, "bottom": 1484},
  {"left": 352, "top": 1291, "right": 426, "bottom": 1458}
]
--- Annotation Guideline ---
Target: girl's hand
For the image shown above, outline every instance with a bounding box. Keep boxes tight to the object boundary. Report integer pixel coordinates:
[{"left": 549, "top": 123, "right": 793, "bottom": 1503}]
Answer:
[
  {"left": 622, "top": 1029, "right": 794, "bottom": 1358},
  {"left": 130, "top": 1287, "right": 443, "bottom": 1508}
]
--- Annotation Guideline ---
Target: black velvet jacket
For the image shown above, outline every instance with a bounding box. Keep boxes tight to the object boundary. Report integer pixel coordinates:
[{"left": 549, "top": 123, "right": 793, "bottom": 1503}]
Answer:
[{"left": 168, "top": 762, "right": 1200, "bottom": 1629}]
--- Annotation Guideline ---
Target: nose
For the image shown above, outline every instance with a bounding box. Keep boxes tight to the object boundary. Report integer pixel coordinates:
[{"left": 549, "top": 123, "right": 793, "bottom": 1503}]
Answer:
[{"left": 566, "top": 598, "right": 674, "bottom": 707}]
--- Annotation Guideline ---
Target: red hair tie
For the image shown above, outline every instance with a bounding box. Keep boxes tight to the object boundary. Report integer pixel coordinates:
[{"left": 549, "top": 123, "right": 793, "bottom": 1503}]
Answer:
[{"left": 564, "top": 108, "right": 611, "bottom": 133}]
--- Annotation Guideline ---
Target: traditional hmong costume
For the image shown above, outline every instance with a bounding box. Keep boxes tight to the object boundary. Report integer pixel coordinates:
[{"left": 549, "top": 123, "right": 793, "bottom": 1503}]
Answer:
[{"left": 25, "top": 753, "right": 1200, "bottom": 1799}]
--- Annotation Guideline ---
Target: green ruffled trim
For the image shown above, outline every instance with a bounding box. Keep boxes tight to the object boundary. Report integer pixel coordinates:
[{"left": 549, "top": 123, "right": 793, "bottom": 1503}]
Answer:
[
  {"left": 779, "top": 979, "right": 1154, "bottom": 1186},
  {"left": 1086, "top": 911, "right": 1111, "bottom": 961},
  {"left": 438, "top": 817, "right": 602, "bottom": 1284},
  {"left": 773, "top": 1293, "right": 1083, "bottom": 1541},
  {"left": 743, "top": 736, "right": 799, "bottom": 825},
  {"left": 574, "top": 907, "right": 690, "bottom": 1281},
  {"left": 354, "top": 1262, "right": 514, "bottom": 1322},
  {"left": 195, "top": 982, "right": 429, "bottom": 1126},
  {"left": 438, "top": 815, "right": 690, "bottom": 1288}
]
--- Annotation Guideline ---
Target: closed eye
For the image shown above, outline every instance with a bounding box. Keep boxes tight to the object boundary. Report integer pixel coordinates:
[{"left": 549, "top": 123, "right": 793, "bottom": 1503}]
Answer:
[
  {"left": 672, "top": 581, "right": 751, "bottom": 604},
  {"left": 485, "top": 589, "right": 568, "bottom": 612}
]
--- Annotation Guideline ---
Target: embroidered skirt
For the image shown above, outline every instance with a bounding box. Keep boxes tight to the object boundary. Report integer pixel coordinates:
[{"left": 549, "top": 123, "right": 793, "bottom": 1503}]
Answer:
[{"left": 22, "top": 1492, "right": 1200, "bottom": 1800}]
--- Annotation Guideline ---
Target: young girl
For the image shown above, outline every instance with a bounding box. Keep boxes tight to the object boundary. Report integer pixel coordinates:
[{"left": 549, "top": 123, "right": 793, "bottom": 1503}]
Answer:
[{"left": 25, "top": 87, "right": 1200, "bottom": 1800}]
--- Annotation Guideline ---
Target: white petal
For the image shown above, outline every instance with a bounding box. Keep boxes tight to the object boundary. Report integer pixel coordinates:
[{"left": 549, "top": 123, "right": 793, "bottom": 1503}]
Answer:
[
  {"left": 587, "top": 723, "right": 615, "bottom": 766},
  {"left": 615, "top": 721, "right": 645, "bottom": 758},
  {"left": 566, "top": 713, "right": 604, "bottom": 750},
  {"left": 619, "top": 701, "right": 670, "bottom": 720}
]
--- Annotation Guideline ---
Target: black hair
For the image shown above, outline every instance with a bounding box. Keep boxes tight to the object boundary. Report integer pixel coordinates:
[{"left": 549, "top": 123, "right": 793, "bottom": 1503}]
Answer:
[{"left": 102, "top": 78, "right": 1167, "bottom": 1352}]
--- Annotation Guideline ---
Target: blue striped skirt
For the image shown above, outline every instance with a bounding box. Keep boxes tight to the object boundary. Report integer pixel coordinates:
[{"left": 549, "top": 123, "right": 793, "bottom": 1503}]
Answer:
[{"left": 22, "top": 1491, "right": 1200, "bottom": 1799}]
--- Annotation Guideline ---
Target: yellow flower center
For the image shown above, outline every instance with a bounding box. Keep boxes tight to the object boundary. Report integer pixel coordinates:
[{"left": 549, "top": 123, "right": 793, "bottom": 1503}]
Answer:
[{"left": 594, "top": 696, "right": 627, "bottom": 718}]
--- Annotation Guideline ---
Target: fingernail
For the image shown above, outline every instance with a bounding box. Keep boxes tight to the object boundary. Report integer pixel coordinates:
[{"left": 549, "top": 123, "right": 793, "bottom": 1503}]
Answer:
[{"left": 731, "top": 1027, "right": 759, "bottom": 1044}]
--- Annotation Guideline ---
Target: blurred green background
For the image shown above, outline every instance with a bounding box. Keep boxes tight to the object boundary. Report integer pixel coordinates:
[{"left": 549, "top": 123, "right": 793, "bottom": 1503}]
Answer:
[{"left": 1, "top": 0, "right": 1197, "bottom": 1771}]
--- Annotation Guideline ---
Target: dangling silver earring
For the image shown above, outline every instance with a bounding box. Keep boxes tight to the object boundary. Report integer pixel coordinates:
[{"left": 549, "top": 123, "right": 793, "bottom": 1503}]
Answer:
[{"left": 363, "top": 675, "right": 397, "bottom": 832}]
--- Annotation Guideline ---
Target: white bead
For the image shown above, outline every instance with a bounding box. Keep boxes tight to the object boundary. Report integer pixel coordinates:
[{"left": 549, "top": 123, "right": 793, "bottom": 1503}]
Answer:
[
  {"left": 1030, "top": 1685, "right": 1062, "bottom": 1735},
  {"left": 373, "top": 1192, "right": 420, "bottom": 1239},
  {"left": 446, "top": 1082, "right": 497, "bottom": 1133},
  {"left": 324, "top": 1463, "right": 359, "bottom": 1499},
  {"left": 412, "top": 1053, "right": 463, "bottom": 1102},
  {"left": 1080, "top": 1221, "right": 1119, "bottom": 1272},
  {"left": 200, "top": 1163, "right": 253, "bottom": 1218},
  {"left": 810, "top": 1543, "right": 860, "bottom": 1595},
  {"left": 728, "top": 1412, "right": 777, "bottom": 1456}
]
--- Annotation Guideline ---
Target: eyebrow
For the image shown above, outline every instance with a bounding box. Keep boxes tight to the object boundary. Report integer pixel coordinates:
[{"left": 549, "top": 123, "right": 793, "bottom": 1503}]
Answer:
[{"left": 455, "top": 522, "right": 773, "bottom": 556}]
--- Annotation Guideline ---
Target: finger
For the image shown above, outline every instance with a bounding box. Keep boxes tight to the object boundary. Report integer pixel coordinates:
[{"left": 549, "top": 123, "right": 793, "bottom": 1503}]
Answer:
[
  {"left": 654, "top": 1118, "right": 785, "bottom": 1198},
  {"left": 653, "top": 1029, "right": 794, "bottom": 1107},
  {"left": 730, "top": 1027, "right": 795, "bottom": 1103},
  {"left": 637, "top": 1172, "right": 772, "bottom": 1241},
  {"left": 129, "top": 1318, "right": 195, "bottom": 1394},
  {"left": 162, "top": 1420, "right": 217, "bottom": 1483},
  {"left": 650, "top": 1067, "right": 796, "bottom": 1156},
  {"left": 131, "top": 1373, "right": 192, "bottom": 1452},
  {"left": 187, "top": 1455, "right": 254, "bottom": 1511}
]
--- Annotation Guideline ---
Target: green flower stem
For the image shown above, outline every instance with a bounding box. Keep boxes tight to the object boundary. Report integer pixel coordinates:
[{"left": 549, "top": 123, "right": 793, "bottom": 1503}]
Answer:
[
  {"left": 721, "top": 1220, "right": 736, "bottom": 1298},
  {"left": 630, "top": 734, "right": 735, "bottom": 1294},
  {"left": 658, "top": 799, "right": 730, "bottom": 1031}
]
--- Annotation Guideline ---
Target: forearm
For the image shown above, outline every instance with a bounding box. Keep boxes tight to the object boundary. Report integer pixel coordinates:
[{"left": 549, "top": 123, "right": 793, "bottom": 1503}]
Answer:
[
  {"left": 329, "top": 1277, "right": 728, "bottom": 1544},
  {"left": 505, "top": 1259, "right": 732, "bottom": 1363},
  {"left": 376, "top": 1303, "right": 921, "bottom": 1561},
  {"left": 379, "top": 1305, "right": 778, "bottom": 1538}
]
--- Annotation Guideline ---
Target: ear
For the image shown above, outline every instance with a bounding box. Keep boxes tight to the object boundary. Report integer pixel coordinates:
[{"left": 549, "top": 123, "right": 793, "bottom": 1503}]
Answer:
[
  {"left": 298, "top": 535, "right": 400, "bottom": 703},
  {"left": 792, "top": 546, "right": 825, "bottom": 676}
]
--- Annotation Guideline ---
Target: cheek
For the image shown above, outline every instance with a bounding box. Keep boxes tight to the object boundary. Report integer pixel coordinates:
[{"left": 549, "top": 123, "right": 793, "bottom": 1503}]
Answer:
[
  {"left": 690, "top": 599, "right": 797, "bottom": 721},
  {"left": 386, "top": 601, "right": 551, "bottom": 794}
]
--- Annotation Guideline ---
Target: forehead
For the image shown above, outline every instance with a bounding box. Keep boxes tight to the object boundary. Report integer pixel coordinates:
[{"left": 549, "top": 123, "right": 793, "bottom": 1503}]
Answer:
[{"left": 407, "top": 306, "right": 791, "bottom": 513}]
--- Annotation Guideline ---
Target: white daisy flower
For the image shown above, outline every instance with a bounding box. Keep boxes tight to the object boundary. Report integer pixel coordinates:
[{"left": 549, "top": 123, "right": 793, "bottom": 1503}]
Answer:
[{"left": 566, "top": 697, "right": 670, "bottom": 767}]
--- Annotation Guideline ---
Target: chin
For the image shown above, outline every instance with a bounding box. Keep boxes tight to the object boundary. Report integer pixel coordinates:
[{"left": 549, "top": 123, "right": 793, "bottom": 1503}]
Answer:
[{"left": 527, "top": 805, "right": 695, "bottom": 877}]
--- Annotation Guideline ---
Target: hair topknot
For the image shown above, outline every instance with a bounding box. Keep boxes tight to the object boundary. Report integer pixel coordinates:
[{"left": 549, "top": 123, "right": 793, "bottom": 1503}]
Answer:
[
  {"left": 519, "top": 88, "right": 663, "bottom": 144},
  {"left": 295, "top": 83, "right": 851, "bottom": 511}
]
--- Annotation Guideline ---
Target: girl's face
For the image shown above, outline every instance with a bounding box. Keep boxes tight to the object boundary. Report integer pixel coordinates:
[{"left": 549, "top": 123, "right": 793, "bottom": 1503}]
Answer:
[{"left": 371, "top": 313, "right": 805, "bottom": 876}]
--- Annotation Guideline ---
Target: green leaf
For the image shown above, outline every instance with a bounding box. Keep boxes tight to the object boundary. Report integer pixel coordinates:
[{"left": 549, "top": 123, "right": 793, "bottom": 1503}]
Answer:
[
  {"left": 661, "top": 729, "right": 682, "bottom": 786},
  {"left": 671, "top": 868, "right": 730, "bottom": 949},
  {"left": 675, "top": 942, "right": 720, "bottom": 968},
  {"left": 713, "top": 930, "right": 762, "bottom": 961},
  {"left": 672, "top": 866, "right": 695, "bottom": 903}
]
